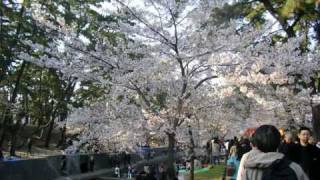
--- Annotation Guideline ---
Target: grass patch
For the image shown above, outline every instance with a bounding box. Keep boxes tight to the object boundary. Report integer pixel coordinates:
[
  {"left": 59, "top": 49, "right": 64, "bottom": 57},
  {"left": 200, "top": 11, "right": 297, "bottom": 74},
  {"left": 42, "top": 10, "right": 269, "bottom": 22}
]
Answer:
[{"left": 183, "top": 165, "right": 226, "bottom": 180}]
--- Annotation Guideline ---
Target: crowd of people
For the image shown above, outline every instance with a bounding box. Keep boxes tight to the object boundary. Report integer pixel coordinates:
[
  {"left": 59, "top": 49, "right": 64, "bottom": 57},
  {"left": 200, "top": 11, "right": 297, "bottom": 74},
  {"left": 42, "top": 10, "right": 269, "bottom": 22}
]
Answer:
[
  {"left": 1, "top": 124, "right": 318, "bottom": 180},
  {"left": 140, "top": 124, "right": 318, "bottom": 180},
  {"left": 114, "top": 163, "right": 174, "bottom": 180},
  {"left": 225, "top": 125, "right": 320, "bottom": 180}
]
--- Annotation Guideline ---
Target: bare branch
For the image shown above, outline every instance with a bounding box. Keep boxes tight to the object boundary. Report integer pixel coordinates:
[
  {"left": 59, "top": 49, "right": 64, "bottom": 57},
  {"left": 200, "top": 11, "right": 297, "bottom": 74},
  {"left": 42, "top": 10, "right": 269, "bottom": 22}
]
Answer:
[
  {"left": 188, "top": 64, "right": 211, "bottom": 77},
  {"left": 115, "top": 0, "right": 176, "bottom": 49},
  {"left": 128, "top": 80, "right": 152, "bottom": 109},
  {"left": 194, "top": 75, "right": 218, "bottom": 90}
]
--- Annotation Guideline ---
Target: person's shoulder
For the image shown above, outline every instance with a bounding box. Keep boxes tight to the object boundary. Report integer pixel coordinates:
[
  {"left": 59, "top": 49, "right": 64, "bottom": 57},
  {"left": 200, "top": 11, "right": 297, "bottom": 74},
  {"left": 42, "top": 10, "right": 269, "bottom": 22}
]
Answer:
[
  {"left": 240, "top": 149, "right": 251, "bottom": 159},
  {"left": 289, "top": 161, "right": 309, "bottom": 180},
  {"left": 310, "top": 144, "right": 320, "bottom": 155},
  {"left": 308, "top": 144, "right": 318, "bottom": 149},
  {"left": 305, "top": 144, "right": 319, "bottom": 153}
]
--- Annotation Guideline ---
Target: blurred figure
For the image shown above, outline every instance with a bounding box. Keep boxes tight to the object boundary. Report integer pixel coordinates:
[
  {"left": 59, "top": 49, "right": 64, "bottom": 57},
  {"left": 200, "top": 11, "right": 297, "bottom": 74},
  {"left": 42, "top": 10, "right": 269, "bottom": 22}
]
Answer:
[
  {"left": 308, "top": 136, "right": 315, "bottom": 145},
  {"left": 60, "top": 155, "right": 67, "bottom": 176},
  {"left": 278, "top": 131, "right": 299, "bottom": 162},
  {"left": 211, "top": 138, "right": 221, "bottom": 165},
  {"left": 226, "top": 143, "right": 240, "bottom": 180},
  {"left": 237, "top": 138, "right": 251, "bottom": 161},
  {"left": 206, "top": 139, "right": 211, "bottom": 163},
  {"left": 158, "top": 165, "right": 167, "bottom": 180},
  {"left": 279, "top": 128, "right": 286, "bottom": 141},
  {"left": 227, "top": 140, "right": 234, "bottom": 155},
  {"left": 114, "top": 165, "right": 120, "bottom": 178},
  {"left": 146, "top": 165, "right": 157, "bottom": 180},
  {"left": 80, "top": 155, "right": 89, "bottom": 173},
  {"left": 316, "top": 140, "right": 320, "bottom": 149},
  {"left": 194, "top": 158, "right": 202, "bottom": 169},
  {"left": 128, "top": 164, "right": 133, "bottom": 179},
  {"left": 186, "top": 160, "right": 191, "bottom": 171},
  {"left": 89, "top": 155, "right": 94, "bottom": 172},
  {"left": 27, "top": 138, "right": 32, "bottom": 155}
]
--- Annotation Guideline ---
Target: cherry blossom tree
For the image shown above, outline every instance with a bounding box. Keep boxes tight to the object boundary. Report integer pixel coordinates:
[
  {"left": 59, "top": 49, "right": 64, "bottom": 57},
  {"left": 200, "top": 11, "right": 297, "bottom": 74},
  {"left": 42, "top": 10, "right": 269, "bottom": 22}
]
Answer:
[
  {"left": 20, "top": 0, "right": 320, "bottom": 177},
  {"left": 222, "top": 35, "right": 320, "bottom": 131},
  {"left": 20, "top": 1, "right": 241, "bottom": 177}
]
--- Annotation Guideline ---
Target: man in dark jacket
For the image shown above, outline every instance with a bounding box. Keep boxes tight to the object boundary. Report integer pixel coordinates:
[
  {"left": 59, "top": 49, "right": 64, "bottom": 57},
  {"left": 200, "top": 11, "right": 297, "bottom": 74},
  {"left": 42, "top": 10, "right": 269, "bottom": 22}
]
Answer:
[{"left": 296, "top": 127, "right": 320, "bottom": 180}]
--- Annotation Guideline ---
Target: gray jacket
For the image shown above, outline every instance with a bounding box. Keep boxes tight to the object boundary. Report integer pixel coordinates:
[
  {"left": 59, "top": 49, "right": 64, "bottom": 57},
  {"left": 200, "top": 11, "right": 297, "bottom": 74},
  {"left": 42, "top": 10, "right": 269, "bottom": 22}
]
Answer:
[{"left": 237, "top": 148, "right": 309, "bottom": 180}]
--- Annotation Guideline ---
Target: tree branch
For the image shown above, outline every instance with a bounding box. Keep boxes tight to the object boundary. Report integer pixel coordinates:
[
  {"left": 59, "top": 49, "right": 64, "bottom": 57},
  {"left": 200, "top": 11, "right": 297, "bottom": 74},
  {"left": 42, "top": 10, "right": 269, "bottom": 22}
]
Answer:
[
  {"left": 129, "top": 80, "right": 152, "bottom": 110},
  {"left": 259, "top": 0, "right": 295, "bottom": 38},
  {"left": 115, "top": 0, "right": 176, "bottom": 49},
  {"left": 194, "top": 75, "right": 218, "bottom": 90}
]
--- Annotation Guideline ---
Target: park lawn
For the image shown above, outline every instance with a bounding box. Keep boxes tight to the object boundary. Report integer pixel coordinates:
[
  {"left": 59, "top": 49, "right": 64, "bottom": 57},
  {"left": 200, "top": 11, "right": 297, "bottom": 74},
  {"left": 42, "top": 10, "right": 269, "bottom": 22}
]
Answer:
[{"left": 183, "top": 165, "right": 226, "bottom": 180}]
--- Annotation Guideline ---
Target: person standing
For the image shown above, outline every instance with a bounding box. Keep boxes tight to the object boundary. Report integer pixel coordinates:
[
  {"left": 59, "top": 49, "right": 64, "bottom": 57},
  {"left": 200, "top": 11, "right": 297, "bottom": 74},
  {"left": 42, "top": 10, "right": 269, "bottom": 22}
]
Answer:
[
  {"left": 158, "top": 164, "right": 167, "bottom": 180},
  {"left": 60, "top": 155, "right": 67, "bottom": 176},
  {"left": 114, "top": 165, "right": 120, "bottom": 178},
  {"left": 127, "top": 164, "right": 132, "bottom": 179},
  {"left": 237, "top": 138, "right": 251, "bottom": 161},
  {"left": 27, "top": 138, "right": 32, "bottom": 155},
  {"left": 296, "top": 127, "right": 320, "bottom": 180},
  {"left": 125, "top": 151, "right": 131, "bottom": 165},
  {"left": 226, "top": 144, "right": 240, "bottom": 180},
  {"left": 278, "top": 131, "right": 299, "bottom": 163},
  {"left": 89, "top": 155, "right": 94, "bottom": 172},
  {"left": 211, "top": 138, "right": 221, "bottom": 165},
  {"left": 206, "top": 140, "right": 211, "bottom": 163},
  {"left": 80, "top": 155, "right": 89, "bottom": 173}
]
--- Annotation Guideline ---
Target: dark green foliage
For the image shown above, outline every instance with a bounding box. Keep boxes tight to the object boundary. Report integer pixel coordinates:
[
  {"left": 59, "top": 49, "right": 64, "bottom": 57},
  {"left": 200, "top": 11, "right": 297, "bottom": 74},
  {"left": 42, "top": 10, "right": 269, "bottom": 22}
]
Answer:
[{"left": 0, "top": 0, "right": 118, "bottom": 151}]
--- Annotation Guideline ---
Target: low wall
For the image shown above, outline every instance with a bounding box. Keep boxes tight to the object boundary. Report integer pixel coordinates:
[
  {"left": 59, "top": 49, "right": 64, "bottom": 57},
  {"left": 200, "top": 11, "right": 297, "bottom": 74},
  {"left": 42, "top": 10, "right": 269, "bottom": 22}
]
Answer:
[{"left": 0, "top": 153, "right": 141, "bottom": 180}]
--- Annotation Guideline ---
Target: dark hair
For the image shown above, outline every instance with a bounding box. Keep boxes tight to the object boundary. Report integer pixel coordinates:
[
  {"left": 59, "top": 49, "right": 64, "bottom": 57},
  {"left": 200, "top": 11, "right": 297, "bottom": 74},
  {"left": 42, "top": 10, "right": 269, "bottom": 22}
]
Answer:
[
  {"left": 251, "top": 125, "right": 281, "bottom": 152},
  {"left": 299, "top": 127, "right": 311, "bottom": 134}
]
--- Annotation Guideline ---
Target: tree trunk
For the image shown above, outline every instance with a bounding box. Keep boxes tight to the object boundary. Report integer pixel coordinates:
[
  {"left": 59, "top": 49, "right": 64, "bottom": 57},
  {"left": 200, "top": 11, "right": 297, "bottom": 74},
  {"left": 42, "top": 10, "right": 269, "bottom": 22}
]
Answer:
[
  {"left": 0, "top": 111, "right": 10, "bottom": 146},
  {"left": 44, "top": 118, "right": 55, "bottom": 147},
  {"left": 56, "top": 124, "right": 67, "bottom": 148},
  {"left": 44, "top": 99, "right": 56, "bottom": 147},
  {"left": 188, "top": 126, "right": 195, "bottom": 180},
  {"left": 260, "top": 0, "right": 296, "bottom": 38},
  {"left": 167, "top": 132, "right": 176, "bottom": 180},
  {"left": 56, "top": 77, "right": 76, "bottom": 148},
  {"left": 312, "top": 103, "right": 320, "bottom": 141},
  {"left": 0, "top": 6, "right": 25, "bottom": 147},
  {"left": 190, "top": 156, "right": 195, "bottom": 180},
  {"left": 0, "top": 62, "right": 27, "bottom": 147},
  {"left": 56, "top": 112, "right": 68, "bottom": 148},
  {"left": 9, "top": 112, "right": 24, "bottom": 156},
  {"left": 9, "top": 131, "right": 17, "bottom": 156}
]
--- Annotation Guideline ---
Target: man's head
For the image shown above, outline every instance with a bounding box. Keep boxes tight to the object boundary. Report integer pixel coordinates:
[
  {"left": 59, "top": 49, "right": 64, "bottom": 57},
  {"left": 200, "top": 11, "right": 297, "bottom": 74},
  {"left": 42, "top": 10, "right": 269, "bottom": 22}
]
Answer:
[
  {"left": 298, "top": 127, "right": 311, "bottom": 145},
  {"left": 284, "top": 132, "right": 293, "bottom": 143},
  {"left": 251, "top": 125, "right": 281, "bottom": 152}
]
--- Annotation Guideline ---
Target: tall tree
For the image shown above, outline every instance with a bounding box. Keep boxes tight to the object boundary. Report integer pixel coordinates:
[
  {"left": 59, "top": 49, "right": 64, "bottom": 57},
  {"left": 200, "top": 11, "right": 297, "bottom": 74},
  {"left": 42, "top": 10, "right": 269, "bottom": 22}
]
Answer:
[{"left": 210, "top": 0, "right": 320, "bottom": 139}]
